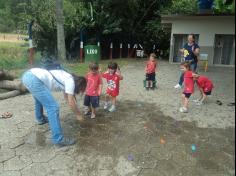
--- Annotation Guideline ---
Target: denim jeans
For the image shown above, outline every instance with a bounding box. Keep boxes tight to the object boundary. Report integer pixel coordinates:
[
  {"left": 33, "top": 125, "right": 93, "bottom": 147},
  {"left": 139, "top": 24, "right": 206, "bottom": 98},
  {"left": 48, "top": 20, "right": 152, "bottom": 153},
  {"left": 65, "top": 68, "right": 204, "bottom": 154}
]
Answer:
[
  {"left": 178, "top": 62, "right": 197, "bottom": 86},
  {"left": 22, "top": 71, "right": 63, "bottom": 144}
]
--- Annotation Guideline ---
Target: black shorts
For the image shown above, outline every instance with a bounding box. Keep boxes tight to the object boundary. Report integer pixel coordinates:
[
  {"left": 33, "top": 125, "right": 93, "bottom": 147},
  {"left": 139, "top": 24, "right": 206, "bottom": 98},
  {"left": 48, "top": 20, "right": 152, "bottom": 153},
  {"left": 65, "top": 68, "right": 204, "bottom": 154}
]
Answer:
[
  {"left": 204, "top": 91, "right": 212, "bottom": 96},
  {"left": 183, "top": 92, "right": 192, "bottom": 98},
  {"left": 84, "top": 95, "right": 100, "bottom": 108},
  {"left": 146, "top": 73, "right": 156, "bottom": 81}
]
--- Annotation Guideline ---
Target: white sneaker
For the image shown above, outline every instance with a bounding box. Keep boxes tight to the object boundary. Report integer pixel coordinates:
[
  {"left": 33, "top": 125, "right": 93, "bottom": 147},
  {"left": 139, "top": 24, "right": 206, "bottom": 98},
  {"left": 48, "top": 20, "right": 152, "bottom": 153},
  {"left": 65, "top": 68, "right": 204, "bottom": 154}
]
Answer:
[
  {"left": 104, "top": 102, "right": 109, "bottom": 110},
  {"left": 174, "top": 84, "right": 182, "bottom": 89},
  {"left": 179, "top": 107, "right": 188, "bottom": 113},
  {"left": 83, "top": 107, "right": 90, "bottom": 116},
  {"left": 91, "top": 113, "right": 96, "bottom": 119},
  {"left": 196, "top": 101, "right": 203, "bottom": 106},
  {"left": 109, "top": 105, "right": 116, "bottom": 112},
  {"left": 193, "top": 99, "right": 200, "bottom": 103}
]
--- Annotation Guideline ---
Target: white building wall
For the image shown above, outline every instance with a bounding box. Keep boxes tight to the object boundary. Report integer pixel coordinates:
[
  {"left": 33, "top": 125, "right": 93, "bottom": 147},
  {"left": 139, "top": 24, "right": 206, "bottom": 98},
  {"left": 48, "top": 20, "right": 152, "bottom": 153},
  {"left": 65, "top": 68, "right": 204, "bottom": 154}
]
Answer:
[{"left": 163, "top": 16, "right": 235, "bottom": 66}]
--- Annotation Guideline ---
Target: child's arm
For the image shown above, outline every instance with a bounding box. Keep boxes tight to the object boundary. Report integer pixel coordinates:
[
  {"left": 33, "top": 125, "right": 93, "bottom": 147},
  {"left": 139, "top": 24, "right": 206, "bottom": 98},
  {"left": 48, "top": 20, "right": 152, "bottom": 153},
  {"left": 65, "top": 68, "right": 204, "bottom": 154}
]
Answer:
[
  {"left": 98, "top": 83, "right": 103, "bottom": 96},
  {"left": 98, "top": 76, "right": 103, "bottom": 96},
  {"left": 116, "top": 68, "right": 123, "bottom": 80}
]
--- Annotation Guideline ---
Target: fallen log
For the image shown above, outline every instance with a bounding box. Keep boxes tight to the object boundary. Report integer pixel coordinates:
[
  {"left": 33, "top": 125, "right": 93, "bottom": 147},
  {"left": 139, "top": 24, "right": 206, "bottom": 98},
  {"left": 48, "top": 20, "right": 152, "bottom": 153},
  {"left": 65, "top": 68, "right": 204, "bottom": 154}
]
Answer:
[
  {"left": 0, "top": 90, "right": 22, "bottom": 100},
  {"left": 0, "top": 80, "right": 27, "bottom": 92},
  {"left": 0, "top": 69, "right": 16, "bottom": 81}
]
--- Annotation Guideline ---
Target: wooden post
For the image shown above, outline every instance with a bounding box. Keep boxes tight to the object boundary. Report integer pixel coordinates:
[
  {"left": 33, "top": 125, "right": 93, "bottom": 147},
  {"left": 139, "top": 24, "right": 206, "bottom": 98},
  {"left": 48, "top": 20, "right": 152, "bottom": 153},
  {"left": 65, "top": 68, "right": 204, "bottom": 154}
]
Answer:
[
  {"left": 28, "top": 21, "right": 34, "bottom": 65},
  {"left": 127, "top": 44, "right": 130, "bottom": 58},
  {"left": 80, "top": 41, "right": 83, "bottom": 63},
  {"left": 109, "top": 42, "right": 113, "bottom": 60},
  {"left": 120, "top": 43, "right": 122, "bottom": 58}
]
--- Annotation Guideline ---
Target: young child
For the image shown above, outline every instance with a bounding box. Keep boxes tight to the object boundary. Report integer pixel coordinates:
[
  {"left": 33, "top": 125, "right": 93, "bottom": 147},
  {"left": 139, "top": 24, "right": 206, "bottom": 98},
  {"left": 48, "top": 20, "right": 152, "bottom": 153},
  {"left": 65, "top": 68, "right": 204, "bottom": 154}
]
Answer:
[
  {"left": 84, "top": 62, "right": 103, "bottom": 119},
  {"left": 102, "top": 62, "right": 123, "bottom": 112},
  {"left": 179, "top": 62, "right": 194, "bottom": 113},
  {"left": 145, "top": 53, "right": 157, "bottom": 90},
  {"left": 193, "top": 74, "right": 214, "bottom": 105}
]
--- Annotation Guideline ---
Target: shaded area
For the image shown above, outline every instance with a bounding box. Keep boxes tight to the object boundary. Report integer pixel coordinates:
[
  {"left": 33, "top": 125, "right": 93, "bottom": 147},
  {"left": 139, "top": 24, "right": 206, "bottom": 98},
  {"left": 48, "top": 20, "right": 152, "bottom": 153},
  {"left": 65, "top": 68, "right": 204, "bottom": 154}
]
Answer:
[{"left": 62, "top": 100, "right": 235, "bottom": 176}]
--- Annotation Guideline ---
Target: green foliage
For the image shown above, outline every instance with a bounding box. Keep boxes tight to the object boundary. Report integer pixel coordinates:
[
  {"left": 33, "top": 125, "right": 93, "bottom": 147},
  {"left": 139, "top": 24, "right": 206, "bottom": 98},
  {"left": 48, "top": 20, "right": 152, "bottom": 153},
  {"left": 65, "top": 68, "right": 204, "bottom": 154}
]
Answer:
[
  {"left": 0, "top": 41, "right": 41, "bottom": 70},
  {"left": 162, "top": 0, "right": 198, "bottom": 15},
  {"left": 213, "top": 0, "right": 235, "bottom": 14}
]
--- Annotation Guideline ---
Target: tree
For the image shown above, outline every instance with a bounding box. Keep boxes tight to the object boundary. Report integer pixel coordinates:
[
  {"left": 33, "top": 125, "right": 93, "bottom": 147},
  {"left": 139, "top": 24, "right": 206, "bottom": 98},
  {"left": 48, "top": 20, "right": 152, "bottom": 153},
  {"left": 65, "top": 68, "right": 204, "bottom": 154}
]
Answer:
[
  {"left": 55, "top": 0, "right": 66, "bottom": 61},
  {"left": 213, "top": 0, "right": 235, "bottom": 14}
]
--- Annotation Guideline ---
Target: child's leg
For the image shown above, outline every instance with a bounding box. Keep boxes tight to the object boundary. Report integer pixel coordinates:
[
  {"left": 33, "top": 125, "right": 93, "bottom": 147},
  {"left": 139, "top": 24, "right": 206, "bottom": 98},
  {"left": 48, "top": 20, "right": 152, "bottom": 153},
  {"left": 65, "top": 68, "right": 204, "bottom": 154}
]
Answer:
[
  {"left": 149, "top": 81, "right": 153, "bottom": 88},
  {"left": 111, "top": 96, "right": 116, "bottom": 107},
  {"left": 91, "top": 96, "right": 99, "bottom": 118},
  {"left": 146, "top": 80, "right": 149, "bottom": 87},
  {"left": 183, "top": 97, "right": 189, "bottom": 109},
  {"left": 84, "top": 95, "right": 91, "bottom": 115},
  {"left": 109, "top": 96, "right": 117, "bottom": 112},
  {"left": 200, "top": 93, "right": 207, "bottom": 103},
  {"left": 181, "top": 94, "right": 185, "bottom": 106},
  {"left": 104, "top": 94, "right": 110, "bottom": 109},
  {"left": 91, "top": 107, "right": 96, "bottom": 119}
]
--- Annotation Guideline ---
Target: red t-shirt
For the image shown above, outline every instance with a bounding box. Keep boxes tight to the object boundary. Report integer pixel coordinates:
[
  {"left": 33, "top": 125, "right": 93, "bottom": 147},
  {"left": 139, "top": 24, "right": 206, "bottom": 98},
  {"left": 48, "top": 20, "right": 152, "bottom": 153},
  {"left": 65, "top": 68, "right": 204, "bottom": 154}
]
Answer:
[
  {"left": 197, "top": 76, "right": 214, "bottom": 92},
  {"left": 184, "top": 71, "right": 194, "bottom": 93},
  {"left": 85, "top": 72, "right": 102, "bottom": 96},
  {"left": 102, "top": 71, "right": 121, "bottom": 97},
  {"left": 145, "top": 61, "right": 157, "bottom": 74}
]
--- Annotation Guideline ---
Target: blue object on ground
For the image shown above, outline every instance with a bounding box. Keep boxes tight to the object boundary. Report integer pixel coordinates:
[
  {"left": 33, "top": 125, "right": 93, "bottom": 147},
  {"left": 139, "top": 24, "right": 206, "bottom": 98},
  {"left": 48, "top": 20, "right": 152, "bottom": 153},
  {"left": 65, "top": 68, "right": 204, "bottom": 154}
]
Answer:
[{"left": 191, "top": 144, "right": 197, "bottom": 152}]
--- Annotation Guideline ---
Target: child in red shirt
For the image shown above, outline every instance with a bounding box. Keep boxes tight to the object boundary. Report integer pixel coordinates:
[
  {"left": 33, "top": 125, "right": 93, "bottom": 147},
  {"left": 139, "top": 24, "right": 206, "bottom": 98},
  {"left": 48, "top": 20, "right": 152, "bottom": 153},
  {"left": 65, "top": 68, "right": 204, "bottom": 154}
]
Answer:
[
  {"left": 84, "top": 62, "right": 103, "bottom": 119},
  {"left": 145, "top": 53, "right": 157, "bottom": 90},
  {"left": 102, "top": 62, "right": 123, "bottom": 112},
  {"left": 179, "top": 62, "right": 194, "bottom": 113},
  {"left": 193, "top": 74, "right": 214, "bottom": 105}
]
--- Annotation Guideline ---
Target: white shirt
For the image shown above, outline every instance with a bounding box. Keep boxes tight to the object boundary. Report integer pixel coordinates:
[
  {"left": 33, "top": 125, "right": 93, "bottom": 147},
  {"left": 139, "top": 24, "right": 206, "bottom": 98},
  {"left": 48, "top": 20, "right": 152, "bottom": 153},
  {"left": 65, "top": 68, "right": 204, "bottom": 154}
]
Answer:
[{"left": 30, "top": 68, "right": 75, "bottom": 95}]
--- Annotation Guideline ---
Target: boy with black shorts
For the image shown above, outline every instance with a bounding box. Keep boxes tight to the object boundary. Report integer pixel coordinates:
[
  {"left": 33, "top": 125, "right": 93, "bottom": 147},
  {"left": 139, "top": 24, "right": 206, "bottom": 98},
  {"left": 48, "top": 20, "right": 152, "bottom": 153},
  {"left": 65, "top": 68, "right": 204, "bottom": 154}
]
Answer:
[
  {"left": 84, "top": 62, "right": 102, "bottom": 119},
  {"left": 145, "top": 53, "right": 157, "bottom": 90}
]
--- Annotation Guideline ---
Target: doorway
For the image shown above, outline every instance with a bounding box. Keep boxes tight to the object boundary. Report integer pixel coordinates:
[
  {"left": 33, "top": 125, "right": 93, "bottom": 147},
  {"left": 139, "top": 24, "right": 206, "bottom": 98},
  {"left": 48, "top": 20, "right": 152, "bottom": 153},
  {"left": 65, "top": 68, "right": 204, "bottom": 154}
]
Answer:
[{"left": 213, "top": 35, "right": 235, "bottom": 65}]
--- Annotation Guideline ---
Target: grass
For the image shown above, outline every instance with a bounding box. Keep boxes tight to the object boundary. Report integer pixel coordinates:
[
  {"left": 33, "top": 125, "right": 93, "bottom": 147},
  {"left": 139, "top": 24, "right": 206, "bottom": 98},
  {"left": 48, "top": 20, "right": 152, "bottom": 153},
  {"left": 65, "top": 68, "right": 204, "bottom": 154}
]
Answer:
[
  {"left": 64, "top": 59, "right": 133, "bottom": 76},
  {"left": 0, "top": 40, "right": 141, "bottom": 77},
  {"left": 0, "top": 41, "right": 29, "bottom": 70}
]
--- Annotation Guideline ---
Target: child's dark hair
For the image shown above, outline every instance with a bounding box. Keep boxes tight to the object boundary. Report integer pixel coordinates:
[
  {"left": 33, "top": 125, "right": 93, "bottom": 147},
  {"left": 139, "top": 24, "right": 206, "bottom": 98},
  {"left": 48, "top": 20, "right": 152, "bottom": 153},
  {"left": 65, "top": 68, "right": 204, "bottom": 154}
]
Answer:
[
  {"left": 108, "top": 62, "right": 118, "bottom": 70},
  {"left": 89, "top": 62, "right": 99, "bottom": 71},
  {"left": 72, "top": 75, "right": 87, "bottom": 94},
  {"left": 150, "top": 53, "right": 157, "bottom": 59},
  {"left": 180, "top": 62, "right": 191, "bottom": 70}
]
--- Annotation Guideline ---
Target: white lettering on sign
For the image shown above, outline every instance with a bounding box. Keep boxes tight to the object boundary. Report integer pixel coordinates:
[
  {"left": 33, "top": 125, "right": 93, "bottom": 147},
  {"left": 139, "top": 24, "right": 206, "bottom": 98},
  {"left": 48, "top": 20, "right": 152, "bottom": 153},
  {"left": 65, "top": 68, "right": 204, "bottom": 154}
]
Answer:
[{"left": 86, "top": 49, "right": 98, "bottom": 55}]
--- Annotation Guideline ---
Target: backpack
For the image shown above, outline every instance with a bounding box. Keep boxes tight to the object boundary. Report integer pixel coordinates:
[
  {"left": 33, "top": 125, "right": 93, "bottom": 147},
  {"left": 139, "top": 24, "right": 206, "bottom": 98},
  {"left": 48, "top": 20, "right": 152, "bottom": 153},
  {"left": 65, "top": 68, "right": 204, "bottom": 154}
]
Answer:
[
  {"left": 40, "top": 56, "right": 67, "bottom": 86},
  {"left": 40, "top": 56, "right": 65, "bottom": 70}
]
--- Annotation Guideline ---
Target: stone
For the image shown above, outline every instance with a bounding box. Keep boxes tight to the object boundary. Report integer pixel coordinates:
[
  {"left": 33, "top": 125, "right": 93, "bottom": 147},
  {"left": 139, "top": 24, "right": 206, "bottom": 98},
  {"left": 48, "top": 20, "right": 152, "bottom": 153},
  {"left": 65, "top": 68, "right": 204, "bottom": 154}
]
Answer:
[
  {"left": 114, "top": 156, "right": 139, "bottom": 176},
  {"left": 48, "top": 155, "right": 75, "bottom": 171},
  {"left": 0, "top": 171, "right": 21, "bottom": 176},
  {"left": 0, "top": 148, "right": 15, "bottom": 163},
  {"left": 31, "top": 148, "right": 56, "bottom": 163},
  {"left": 21, "top": 163, "right": 52, "bottom": 176},
  {"left": 3, "top": 155, "right": 32, "bottom": 171}
]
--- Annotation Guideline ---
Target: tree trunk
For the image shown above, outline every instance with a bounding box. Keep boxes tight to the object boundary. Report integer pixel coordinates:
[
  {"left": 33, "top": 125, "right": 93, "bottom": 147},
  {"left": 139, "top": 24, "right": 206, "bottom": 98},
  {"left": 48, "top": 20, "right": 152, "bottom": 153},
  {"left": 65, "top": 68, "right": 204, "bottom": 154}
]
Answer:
[
  {"left": 56, "top": 0, "right": 66, "bottom": 62},
  {"left": 0, "top": 90, "right": 22, "bottom": 100}
]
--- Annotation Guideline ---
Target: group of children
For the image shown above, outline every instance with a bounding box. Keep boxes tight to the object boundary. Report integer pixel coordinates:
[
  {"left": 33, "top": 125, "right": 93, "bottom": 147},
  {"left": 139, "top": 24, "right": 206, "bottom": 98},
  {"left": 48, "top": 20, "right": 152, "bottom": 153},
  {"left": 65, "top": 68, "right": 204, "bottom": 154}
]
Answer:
[
  {"left": 179, "top": 62, "right": 214, "bottom": 113},
  {"left": 83, "top": 62, "right": 123, "bottom": 119},
  {"left": 83, "top": 53, "right": 214, "bottom": 119},
  {"left": 143, "top": 53, "right": 214, "bottom": 113}
]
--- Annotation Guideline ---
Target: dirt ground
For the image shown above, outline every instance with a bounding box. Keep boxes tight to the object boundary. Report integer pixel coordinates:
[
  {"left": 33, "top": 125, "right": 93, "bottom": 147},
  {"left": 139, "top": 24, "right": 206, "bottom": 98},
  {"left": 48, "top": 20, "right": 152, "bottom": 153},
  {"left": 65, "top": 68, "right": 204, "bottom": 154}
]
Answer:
[{"left": 0, "top": 60, "right": 235, "bottom": 176}]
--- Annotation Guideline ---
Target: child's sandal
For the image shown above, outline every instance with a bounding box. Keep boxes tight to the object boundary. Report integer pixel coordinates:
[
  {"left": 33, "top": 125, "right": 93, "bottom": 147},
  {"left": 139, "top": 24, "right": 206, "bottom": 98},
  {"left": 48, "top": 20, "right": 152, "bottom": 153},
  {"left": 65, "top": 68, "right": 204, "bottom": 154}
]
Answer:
[{"left": 1, "top": 112, "right": 13, "bottom": 119}]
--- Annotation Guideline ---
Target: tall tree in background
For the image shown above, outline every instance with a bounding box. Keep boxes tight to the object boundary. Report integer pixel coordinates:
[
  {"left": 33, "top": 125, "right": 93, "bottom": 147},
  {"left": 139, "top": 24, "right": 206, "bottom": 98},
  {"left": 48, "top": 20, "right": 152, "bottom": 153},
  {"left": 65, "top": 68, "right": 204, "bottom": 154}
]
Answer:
[{"left": 56, "top": 0, "right": 66, "bottom": 61}]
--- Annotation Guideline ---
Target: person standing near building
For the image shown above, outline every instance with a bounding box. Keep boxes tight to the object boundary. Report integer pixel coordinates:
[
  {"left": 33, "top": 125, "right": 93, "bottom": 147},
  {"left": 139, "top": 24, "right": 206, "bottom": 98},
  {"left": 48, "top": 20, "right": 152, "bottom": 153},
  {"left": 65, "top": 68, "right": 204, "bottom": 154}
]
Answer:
[{"left": 174, "top": 34, "right": 200, "bottom": 89}]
